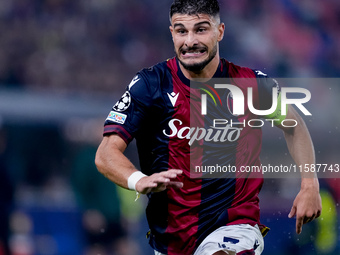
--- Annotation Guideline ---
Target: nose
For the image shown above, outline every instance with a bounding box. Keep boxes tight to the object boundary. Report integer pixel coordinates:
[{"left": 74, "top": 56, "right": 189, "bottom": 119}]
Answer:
[{"left": 184, "top": 31, "right": 198, "bottom": 48}]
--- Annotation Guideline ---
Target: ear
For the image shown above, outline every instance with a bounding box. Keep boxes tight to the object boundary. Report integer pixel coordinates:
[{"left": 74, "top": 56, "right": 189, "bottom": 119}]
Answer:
[
  {"left": 169, "top": 25, "right": 174, "bottom": 41},
  {"left": 217, "top": 22, "right": 225, "bottom": 42}
]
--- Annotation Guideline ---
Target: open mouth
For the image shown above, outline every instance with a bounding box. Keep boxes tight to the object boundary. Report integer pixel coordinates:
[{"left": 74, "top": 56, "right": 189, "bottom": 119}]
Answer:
[{"left": 181, "top": 48, "right": 207, "bottom": 57}]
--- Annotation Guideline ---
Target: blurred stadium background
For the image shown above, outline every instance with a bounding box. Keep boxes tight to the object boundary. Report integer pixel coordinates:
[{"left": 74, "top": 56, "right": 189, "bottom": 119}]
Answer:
[{"left": 0, "top": 0, "right": 339, "bottom": 254}]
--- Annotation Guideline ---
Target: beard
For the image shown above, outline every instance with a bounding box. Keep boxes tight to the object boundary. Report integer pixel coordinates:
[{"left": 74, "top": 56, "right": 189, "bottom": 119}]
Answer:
[{"left": 177, "top": 44, "right": 218, "bottom": 73}]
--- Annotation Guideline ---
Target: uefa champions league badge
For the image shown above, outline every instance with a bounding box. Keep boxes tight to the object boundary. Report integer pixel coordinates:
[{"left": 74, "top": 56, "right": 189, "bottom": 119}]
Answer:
[
  {"left": 113, "top": 91, "right": 131, "bottom": 112},
  {"left": 106, "top": 111, "right": 127, "bottom": 124}
]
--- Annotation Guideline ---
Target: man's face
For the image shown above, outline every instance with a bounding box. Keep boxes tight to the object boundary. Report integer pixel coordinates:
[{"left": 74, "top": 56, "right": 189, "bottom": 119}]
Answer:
[{"left": 170, "top": 13, "right": 224, "bottom": 73}]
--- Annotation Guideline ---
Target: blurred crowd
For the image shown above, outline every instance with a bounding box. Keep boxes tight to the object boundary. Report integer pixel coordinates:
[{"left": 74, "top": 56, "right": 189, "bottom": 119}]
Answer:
[
  {"left": 0, "top": 0, "right": 172, "bottom": 94},
  {"left": 0, "top": 0, "right": 339, "bottom": 255},
  {"left": 0, "top": 0, "right": 339, "bottom": 95}
]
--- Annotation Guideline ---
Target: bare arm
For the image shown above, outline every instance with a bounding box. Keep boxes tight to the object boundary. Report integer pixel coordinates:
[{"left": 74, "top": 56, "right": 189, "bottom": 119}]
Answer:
[
  {"left": 95, "top": 134, "right": 183, "bottom": 194},
  {"left": 277, "top": 105, "right": 322, "bottom": 234}
]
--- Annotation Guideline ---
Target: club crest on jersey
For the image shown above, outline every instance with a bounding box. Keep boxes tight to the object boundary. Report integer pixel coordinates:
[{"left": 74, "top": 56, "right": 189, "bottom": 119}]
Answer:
[
  {"left": 113, "top": 91, "right": 131, "bottom": 112},
  {"left": 106, "top": 111, "right": 127, "bottom": 124}
]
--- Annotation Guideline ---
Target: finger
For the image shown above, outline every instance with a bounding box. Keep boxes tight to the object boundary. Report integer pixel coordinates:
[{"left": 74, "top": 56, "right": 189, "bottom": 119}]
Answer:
[
  {"left": 316, "top": 210, "right": 321, "bottom": 218},
  {"left": 151, "top": 183, "right": 168, "bottom": 193},
  {"left": 303, "top": 216, "right": 313, "bottom": 224},
  {"left": 152, "top": 173, "right": 172, "bottom": 182},
  {"left": 288, "top": 206, "right": 296, "bottom": 218},
  {"left": 167, "top": 181, "right": 184, "bottom": 189},
  {"left": 296, "top": 216, "right": 303, "bottom": 234},
  {"left": 162, "top": 172, "right": 179, "bottom": 179},
  {"left": 153, "top": 177, "right": 171, "bottom": 184},
  {"left": 145, "top": 182, "right": 158, "bottom": 189},
  {"left": 304, "top": 213, "right": 316, "bottom": 224},
  {"left": 159, "top": 170, "right": 183, "bottom": 179},
  {"left": 167, "top": 169, "right": 183, "bottom": 175}
]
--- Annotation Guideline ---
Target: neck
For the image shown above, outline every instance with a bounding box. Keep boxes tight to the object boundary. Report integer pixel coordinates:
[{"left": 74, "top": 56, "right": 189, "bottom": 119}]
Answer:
[{"left": 179, "top": 54, "right": 220, "bottom": 81}]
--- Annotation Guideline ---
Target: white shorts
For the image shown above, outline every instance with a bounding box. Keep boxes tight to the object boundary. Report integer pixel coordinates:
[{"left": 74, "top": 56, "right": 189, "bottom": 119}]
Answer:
[{"left": 154, "top": 224, "right": 264, "bottom": 255}]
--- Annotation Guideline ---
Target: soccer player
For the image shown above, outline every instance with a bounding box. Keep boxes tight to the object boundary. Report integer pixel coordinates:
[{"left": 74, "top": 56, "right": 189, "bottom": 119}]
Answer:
[{"left": 95, "top": 0, "right": 322, "bottom": 254}]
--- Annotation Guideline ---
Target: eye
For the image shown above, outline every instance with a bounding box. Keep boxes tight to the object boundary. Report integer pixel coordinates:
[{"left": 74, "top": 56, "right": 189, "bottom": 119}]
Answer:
[
  {"left": 177, "top": 29, "right": 187, "bottom": 35},
  {"left": 197, "top": 27, "right": 207, "bottom": 33}
]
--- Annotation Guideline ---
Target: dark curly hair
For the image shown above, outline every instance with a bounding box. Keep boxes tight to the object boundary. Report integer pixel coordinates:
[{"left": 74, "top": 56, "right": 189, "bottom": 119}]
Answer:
[{"left": 170, "top": 0, "right": 220, "bottom": 20}]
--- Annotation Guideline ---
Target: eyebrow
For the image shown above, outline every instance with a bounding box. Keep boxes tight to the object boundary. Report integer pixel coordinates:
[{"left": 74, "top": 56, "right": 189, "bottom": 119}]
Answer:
[{"left": 173, "top": 21, "right": 212, "bottom": 29}]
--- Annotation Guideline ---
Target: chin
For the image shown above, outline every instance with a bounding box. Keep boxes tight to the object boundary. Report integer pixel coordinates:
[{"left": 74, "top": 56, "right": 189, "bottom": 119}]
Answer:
[
  {"left": 178, "top": 56, "right": 212, "bottom": 72},
  {"left": 182, "top": 59, "right": 204, "bottom": 67},
  {"left": 177, "top": 46, "right": 217, "bottom": 73}
]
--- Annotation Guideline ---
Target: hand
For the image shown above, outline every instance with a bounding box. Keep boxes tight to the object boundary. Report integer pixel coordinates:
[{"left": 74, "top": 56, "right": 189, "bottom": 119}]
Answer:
[
  {"left": 135, "top": 169, "right": 183, "bottom": 194},
  {"left": 288, "top": 184, "right": 322, "bottom": 234}
]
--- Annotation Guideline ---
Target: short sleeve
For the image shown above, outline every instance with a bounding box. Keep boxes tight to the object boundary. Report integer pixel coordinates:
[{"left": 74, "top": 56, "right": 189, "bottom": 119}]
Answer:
[{"left": 103, "top": 73, "right": 152, "bottom": 144}]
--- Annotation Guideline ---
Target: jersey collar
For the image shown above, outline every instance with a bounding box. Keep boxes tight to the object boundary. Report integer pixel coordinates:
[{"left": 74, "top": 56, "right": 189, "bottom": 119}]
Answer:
[{"left": 175, "top": 57, "right": 224, "bottom": 87}]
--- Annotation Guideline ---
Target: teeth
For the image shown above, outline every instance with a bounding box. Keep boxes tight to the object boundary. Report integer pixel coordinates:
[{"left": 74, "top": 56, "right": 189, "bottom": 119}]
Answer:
[
  {"left": 182, "top": 50, "right": 205, "bottom": 56},
  {"left": 186, "top": 51, "right": 201, "bottom": 54}
]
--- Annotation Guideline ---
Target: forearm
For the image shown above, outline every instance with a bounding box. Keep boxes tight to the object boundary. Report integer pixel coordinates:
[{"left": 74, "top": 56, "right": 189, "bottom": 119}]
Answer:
[
  {"left": 282, "top": 107, "right": 319, "bottom": 188},
  {"left": 283, "top": 107, "right": 321, "bottom": 233},
  {"left": 95, "top": 135, "right": 139, "bottom": 189},
  {"left": 95, "top": 135, "right": 183, "bottom": 194}
]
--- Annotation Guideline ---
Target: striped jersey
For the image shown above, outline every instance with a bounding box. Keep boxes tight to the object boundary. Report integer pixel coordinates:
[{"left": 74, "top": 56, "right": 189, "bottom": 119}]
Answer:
[{"left": 103, "top": 57, "right": 277, "bottom": 255}]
